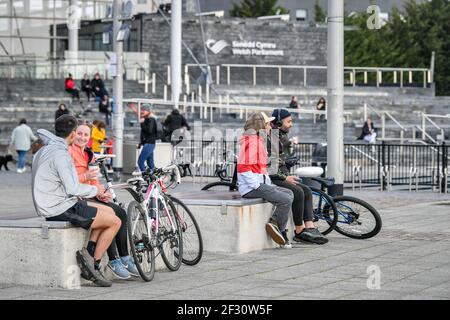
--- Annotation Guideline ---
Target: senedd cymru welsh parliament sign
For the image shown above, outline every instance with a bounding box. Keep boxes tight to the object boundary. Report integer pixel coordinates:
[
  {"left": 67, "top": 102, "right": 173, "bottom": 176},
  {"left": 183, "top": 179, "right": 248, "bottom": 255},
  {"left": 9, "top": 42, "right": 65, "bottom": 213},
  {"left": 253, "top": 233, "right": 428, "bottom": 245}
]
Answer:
[{"left": 206, "top": 39, "right": 284, "bottom": 56}]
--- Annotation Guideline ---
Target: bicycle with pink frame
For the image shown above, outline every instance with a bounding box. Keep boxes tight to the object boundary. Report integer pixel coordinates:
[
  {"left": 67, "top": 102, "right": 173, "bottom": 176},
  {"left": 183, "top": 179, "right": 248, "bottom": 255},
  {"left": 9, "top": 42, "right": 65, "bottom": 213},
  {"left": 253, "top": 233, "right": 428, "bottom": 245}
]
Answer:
[{"left": 97, "top": 156, "right": 203, "bottom": 282}]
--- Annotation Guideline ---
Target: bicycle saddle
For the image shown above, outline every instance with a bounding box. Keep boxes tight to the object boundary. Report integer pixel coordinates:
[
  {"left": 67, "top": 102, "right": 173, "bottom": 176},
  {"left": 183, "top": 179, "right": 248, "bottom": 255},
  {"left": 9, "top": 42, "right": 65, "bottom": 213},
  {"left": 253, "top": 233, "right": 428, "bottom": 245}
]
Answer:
[
  {"left": 126, "top": 177, "right": 145, "bottom": 186},
  {"left": 95, "top": 154, "right": 116, "bottom": 162},
  {"left": 295, "top": 166, "right": 324, "bottom": 177}
]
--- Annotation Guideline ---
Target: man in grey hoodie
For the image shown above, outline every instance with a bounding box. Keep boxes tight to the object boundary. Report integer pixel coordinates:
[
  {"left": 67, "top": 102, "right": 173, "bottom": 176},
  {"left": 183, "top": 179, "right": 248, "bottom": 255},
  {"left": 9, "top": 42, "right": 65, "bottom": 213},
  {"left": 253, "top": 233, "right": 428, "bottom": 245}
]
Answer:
[{"left": 32, "top": 115, "right": 121, "bottom": 287}]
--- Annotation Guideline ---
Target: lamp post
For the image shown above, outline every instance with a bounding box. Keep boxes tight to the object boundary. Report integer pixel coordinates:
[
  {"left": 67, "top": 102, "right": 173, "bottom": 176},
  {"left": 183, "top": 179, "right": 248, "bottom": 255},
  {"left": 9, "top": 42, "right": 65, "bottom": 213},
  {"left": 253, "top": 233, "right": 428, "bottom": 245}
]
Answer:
[{"left": 327, "top": 0, "right": 345, "bottom": 196}]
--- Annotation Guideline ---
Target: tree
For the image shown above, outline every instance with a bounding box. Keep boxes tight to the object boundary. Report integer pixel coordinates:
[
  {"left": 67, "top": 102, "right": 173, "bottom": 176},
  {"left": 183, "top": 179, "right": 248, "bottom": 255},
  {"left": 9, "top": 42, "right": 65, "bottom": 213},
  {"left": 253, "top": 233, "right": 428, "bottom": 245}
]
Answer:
[
  {"left": 314, "top": 1, "right": 326, "bottom": 22},
  {"left": 344, "top": 0, "right": 450, "bottom": 95},
  {"left": 230, "top": 0, "right": 289, "bottom": 18}
]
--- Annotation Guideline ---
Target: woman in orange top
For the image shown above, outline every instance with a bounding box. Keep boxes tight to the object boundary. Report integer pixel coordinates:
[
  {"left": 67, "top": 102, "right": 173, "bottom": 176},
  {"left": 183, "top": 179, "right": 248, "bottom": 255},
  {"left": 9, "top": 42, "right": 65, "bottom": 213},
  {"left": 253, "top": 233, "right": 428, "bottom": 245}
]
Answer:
[{"left": 68, "top": 121, "right": 138, "bottom": 279}]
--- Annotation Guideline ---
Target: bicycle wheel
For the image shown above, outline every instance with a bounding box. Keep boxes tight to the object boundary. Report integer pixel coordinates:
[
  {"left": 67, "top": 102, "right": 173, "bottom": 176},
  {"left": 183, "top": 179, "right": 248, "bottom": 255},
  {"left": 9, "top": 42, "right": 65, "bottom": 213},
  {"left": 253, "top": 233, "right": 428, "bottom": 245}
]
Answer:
[
  {"left": 127, "top": 200, "right": 155, "bottom": 282},
  {"left": 332, "top": 196, "right": 382, "bottom": 239},
  {"left": 201, "top": 181, "right": 238, "bottom": 191},
  {"left": 158, "top": 195, "right": 183, "bottom": 271},
  {"left": 168, "top": 196, "right": 203, "bottom": 266},
  {"left": 310, "top": 187, "right": 338, "bottom": 235}
]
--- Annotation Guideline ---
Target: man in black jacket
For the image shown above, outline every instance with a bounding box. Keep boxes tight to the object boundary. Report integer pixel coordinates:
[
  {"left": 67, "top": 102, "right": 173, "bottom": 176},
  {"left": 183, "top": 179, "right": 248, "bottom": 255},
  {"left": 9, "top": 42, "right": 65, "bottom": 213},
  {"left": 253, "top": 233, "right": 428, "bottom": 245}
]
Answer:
[
  {"left": 163, "top": 108, "right": 190, "bottom": 144},
  {"left": 138, "top": 105, "right": 157, "bottom": 171},
  {"left": 269, "top": 108, "right": 328, "bottom": 244}
]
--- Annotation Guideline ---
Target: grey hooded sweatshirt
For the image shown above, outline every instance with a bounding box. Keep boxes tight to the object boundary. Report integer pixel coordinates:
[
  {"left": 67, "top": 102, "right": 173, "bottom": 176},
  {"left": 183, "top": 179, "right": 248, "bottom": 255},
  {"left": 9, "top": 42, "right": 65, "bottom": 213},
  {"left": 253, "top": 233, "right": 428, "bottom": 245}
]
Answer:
[{"left": 32, "top": 129, "right": 98, "bottom": 218}]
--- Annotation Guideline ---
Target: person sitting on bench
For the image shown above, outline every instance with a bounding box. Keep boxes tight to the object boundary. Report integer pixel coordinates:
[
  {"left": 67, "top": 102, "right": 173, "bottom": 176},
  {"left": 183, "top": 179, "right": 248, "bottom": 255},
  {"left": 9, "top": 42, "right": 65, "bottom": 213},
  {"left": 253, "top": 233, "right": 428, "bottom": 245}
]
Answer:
[
  {"left": 237, "top": 112, "right": 294, "bottom": 249},
  {"left": 68, "top": 120, "right": 139, "bottom": 280},
  {"left": 269, "top": 108, "right": 328, "bottom": 244},
  {"left": 31, "top": 115, "right": 121, "bottom": 287}
]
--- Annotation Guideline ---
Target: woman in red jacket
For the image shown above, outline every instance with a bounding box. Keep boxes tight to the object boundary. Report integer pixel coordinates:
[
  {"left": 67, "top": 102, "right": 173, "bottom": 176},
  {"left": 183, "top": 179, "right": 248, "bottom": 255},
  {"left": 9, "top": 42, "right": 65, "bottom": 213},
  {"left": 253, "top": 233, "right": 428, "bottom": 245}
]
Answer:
[
  {"left": 64, "top": 73, "right": 80, "bottom": 102},
  {"left": 237, "top": 112, "right": 294, "bottom": 248}
]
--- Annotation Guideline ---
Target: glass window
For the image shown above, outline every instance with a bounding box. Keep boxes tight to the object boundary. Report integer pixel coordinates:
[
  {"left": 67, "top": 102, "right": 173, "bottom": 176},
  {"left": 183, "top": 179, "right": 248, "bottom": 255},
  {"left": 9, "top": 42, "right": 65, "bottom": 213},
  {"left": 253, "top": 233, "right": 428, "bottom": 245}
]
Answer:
[
  {"left": 30, "top": 0, "right": 44, "bottom": 11},
  {"left": 296, "top": 9, "right": 307, "bottom": 21}
]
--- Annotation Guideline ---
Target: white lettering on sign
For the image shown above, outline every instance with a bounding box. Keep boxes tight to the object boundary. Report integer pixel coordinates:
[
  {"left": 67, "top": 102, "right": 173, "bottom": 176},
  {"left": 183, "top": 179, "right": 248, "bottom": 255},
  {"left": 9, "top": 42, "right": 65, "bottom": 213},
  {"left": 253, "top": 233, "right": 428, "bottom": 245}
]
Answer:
[{"left": 207, "top": 39, "right": 284, "bottom": 56}]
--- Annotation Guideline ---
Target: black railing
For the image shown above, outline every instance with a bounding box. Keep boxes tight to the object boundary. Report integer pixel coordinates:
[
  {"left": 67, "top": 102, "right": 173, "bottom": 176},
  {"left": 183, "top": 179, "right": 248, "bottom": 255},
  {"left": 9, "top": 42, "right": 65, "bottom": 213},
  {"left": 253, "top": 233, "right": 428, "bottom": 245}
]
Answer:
[{"left": 173, "top": 140, "right": 449, "bottom": 190}]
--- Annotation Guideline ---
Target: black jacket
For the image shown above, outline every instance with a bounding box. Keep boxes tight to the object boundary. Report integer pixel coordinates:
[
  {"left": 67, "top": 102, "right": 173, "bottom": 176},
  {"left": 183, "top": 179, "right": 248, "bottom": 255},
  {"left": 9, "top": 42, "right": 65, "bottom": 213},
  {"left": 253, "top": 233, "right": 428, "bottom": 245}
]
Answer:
[
  {"left": 55, "top": 108, "right": 69, "bottom": 120},
  {"left": 81, "top": 79, "right": 91, "bottom": 90},
  {"left": 91, "top": 78, "right": 107, "bottom": 96},
  {"left": 357, "top": 122, "right": 376, "bottom": 140},
  {"left": 163, "top": 110, "right": 190, "bottom": 134},
  {"left": 140, "top": 116, "right": 158, "bottom": 145},
  {"left": 98, "top": 100, "right": 110, "bottom": 114}
]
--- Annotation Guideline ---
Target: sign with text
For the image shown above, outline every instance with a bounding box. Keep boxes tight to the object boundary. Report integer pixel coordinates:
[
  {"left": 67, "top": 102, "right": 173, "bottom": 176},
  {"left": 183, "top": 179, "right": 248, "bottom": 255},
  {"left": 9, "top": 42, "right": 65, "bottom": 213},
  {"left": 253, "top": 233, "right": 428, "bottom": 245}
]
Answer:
[{"left": 206, "top": 39, "right": 284, "bottom": 56}]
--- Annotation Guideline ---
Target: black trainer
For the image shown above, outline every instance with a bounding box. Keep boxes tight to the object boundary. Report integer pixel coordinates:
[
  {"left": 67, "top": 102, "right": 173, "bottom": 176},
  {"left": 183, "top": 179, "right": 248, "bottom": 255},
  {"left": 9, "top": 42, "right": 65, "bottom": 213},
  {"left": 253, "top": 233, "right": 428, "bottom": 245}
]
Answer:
[
  {"left": 281, "top": 230, "right": 292, "bottom": 249},
  {"left": 76, "top": 249, "right": 112, "bottom": 287},
  {"left": 293, "top": 228, "right": 329, "bottom": 245}
]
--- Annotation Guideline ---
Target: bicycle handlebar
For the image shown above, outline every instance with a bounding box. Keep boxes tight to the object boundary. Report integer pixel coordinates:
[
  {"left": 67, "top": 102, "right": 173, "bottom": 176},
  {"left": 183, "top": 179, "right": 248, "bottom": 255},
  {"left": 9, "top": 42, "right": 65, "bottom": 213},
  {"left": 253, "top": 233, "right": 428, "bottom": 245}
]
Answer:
[{"left": 162, "top": 164, "right": 181, "bottom": 185}]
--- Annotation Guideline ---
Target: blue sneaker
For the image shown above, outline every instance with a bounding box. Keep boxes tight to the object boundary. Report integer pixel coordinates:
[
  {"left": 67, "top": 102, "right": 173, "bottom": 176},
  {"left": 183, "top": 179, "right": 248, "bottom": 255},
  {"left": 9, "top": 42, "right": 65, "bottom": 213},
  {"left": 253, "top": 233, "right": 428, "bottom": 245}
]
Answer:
[
  {"left": 107, "top": 258, "right": 131, "bottom": 279},
  {"left": 120, "top": 255, "right": 140, "bottom": 277}
]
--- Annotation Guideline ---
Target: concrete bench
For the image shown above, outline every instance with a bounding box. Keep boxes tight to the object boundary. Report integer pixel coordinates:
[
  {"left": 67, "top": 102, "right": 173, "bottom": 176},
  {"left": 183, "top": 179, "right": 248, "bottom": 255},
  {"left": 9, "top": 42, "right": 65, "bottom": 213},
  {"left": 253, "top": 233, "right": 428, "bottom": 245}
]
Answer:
[
  {"left": 173, "top": 190, "right": 294, "bottom": 254},
  {"left": 0, "top": 218, "right": 87, "bottom": 288},
  {"left": 0, "top": 217, "right": 166, "bottom": 289}
]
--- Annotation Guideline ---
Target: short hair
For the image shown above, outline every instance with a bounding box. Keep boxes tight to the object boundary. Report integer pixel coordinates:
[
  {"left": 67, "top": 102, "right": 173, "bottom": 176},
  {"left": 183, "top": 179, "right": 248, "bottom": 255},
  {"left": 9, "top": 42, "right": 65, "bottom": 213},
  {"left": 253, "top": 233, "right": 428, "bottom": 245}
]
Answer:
[
  {"left": 19, "top": 118, "right": 27, "bottom": 125},
  {"left": 55, "top": 114, "right": 78, "bottom": 138},
  {"left": 97, "top": 121, "right": 106, "bottom": 129},
  {"left": 244, "top": 113, "right": 266, "bottom": 133}
]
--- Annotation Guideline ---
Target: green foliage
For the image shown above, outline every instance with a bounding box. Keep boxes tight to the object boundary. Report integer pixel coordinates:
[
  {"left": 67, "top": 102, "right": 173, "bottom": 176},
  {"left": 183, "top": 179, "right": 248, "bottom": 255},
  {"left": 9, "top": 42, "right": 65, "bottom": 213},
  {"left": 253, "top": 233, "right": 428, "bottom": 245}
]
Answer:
[
  {"left": 230, "top": 0, "right": 289, "bottom": 18},
  {"left": 314, "top": 1, "right": 326, "bottom": 22},
  {"left": 344, "top": 0, "right": 450, "bottom": 95}
]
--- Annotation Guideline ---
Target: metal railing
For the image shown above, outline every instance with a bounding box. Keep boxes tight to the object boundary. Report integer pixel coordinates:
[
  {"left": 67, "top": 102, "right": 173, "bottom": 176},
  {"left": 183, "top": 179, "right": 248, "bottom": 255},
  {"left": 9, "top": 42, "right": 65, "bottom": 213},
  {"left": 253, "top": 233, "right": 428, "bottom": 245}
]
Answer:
[
  {"left": 0, "top": 52, "right": 150, "bottom": 81},
  {"left": 171, "top": 140, "right": 449, "bottom": 193},
  {"left": 184, "top": 64, "right": 433, "bottom": 88},
  {"left": 122, "top": 98, "right": 352, "bottom": 124},
  {"left": 421, "top": 113, "right": 448, "bottom": 143}
]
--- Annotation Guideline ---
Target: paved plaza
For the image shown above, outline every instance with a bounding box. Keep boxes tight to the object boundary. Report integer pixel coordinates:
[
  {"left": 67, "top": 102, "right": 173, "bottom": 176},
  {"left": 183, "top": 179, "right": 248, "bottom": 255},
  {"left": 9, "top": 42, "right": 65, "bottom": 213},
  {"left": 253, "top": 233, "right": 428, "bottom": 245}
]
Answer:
[{"left": 0, "top": 171, "right": 450, "bottom": 300}]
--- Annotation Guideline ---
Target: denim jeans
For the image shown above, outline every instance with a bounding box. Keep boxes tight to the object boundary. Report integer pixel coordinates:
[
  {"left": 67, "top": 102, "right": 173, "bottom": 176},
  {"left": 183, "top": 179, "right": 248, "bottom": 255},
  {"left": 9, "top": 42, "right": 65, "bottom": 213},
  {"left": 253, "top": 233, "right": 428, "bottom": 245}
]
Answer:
[
  {"left": 17, "top": 150, "right": 27, "bottom": 169},
  {"left": 138, "top": 143, "right": 155, "bottom": 171},
  {"left": 243, "top": 184, "right": 293, "bottom": 231}
]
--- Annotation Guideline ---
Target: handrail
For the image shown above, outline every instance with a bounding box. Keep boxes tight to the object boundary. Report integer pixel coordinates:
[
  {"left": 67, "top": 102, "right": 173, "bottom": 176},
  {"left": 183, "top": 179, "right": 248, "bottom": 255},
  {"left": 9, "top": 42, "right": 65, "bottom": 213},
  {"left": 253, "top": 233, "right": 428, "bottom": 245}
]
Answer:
[
  {"left": 123, "top": 98, "right": 347, "bottom": 114},
  {"left": 219, "top": 64, "right": 429, "bottom": 72},
  {"left": 385, "top": 111, "right": 407, "bottom": 132},
  {"left": 421, "top": 112, "right": 446, "bottom": 142},
  {"left": 185, "top": 63, "right": 431, "bottom": 87},
  {"left": 350, "top": 145, "right": 380, "bottom": 164},
  {"left": 415, "top": 125, "right": 437, "bottom": 144}
]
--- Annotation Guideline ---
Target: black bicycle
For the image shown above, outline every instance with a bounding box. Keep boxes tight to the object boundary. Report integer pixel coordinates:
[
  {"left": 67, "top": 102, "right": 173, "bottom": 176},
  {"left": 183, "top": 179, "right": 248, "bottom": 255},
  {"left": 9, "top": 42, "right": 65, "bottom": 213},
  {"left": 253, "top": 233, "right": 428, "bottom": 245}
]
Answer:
[
  {"left": 303, "top": 176, "right": 382, "bottom": 239},
  {"left": 201, "top": 152, "right": 238, "bottom": 191}
]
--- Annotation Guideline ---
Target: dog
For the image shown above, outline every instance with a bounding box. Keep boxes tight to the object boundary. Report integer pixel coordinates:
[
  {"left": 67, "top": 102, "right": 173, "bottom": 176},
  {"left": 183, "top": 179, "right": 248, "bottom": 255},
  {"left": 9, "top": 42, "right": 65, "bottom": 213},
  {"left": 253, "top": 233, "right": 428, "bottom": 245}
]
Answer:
[{"left": 0, "top": 154, "right": 13, "bottom": 171}]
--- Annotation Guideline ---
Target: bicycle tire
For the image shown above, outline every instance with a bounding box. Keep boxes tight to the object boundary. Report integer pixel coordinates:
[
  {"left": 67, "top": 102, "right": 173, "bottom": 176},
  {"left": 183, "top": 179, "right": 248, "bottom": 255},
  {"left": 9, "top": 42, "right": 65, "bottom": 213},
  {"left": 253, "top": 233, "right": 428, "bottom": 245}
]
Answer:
[
  {"left": 158, "top": 195, "right": 183, "bottom": 271},
  {"left": 127, "top": 200, "right": 155, "bottom": 282},
  {"left": 332, "top": 196, "right": 382, "bottom": 239},
  {"left": 309, "top": 186, "right": 338, "bottom": 235},
  {"left": 168, "top": 196, "right": 203, "bottom": 266},
  {"left": 201, "top": 181, "right": 238, "bottom": 191}
]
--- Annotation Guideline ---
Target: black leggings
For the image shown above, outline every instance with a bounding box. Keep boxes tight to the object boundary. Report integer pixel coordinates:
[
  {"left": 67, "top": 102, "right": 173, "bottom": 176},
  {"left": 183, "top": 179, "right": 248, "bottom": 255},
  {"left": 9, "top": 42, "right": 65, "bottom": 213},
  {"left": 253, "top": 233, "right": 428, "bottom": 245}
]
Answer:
[
  {"left": 272, "top": 180, "right": 314, "bottom": 226},
  {"left": 65, "top": 88, "right": 80, "bottom": 100},
  {"left": 88, "top": 199, "right": 128, "bottom": 260}
]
